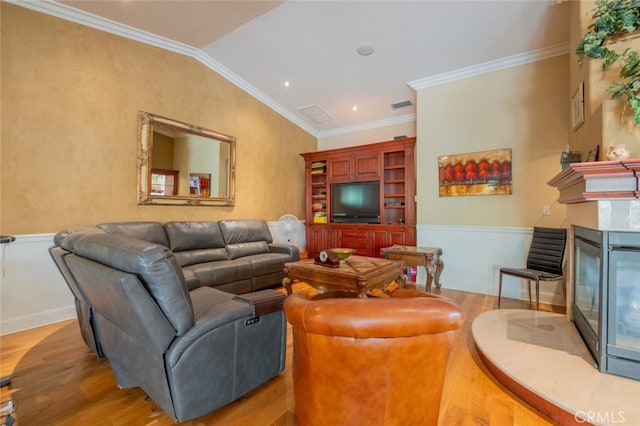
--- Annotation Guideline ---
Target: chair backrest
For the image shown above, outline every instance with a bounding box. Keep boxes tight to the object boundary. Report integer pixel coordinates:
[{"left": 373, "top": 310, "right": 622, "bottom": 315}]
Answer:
[
  {"left": 283, "top": 291, "right": 464, "bottom": 426},
  {"left": 72, "top": 233, "right": 194, "bottom": 335},
  {"left": 526, "top": 227, "right": 567, "bottom": 275}
]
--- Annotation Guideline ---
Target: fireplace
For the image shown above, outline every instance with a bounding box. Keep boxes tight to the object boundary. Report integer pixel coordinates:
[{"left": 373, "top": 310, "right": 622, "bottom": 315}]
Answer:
[
  {"left": 573, "top": 225, "right": 640, "bottom": 380},
  {"left": 548, "top": 159, "right": 640, "bottom": 381}
]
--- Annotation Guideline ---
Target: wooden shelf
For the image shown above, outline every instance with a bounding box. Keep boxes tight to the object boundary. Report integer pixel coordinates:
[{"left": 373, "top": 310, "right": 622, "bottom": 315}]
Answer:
[{"left": 301, "top": 138, "right": 416, "bottom": 257}]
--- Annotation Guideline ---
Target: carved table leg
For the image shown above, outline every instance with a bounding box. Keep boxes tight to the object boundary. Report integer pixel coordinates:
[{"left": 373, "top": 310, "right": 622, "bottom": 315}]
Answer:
[
  {"left": 357, "top": 280, "right": 368, "bottom": 298},
  {"left": 282, "top": 276, "right": 292, "bottom": 295},
  {"left": 434, "top": 257, "right": 444, "bottom": 289},
  {"left": 425, "top": 270, "right": 434, "bottom": 293}
]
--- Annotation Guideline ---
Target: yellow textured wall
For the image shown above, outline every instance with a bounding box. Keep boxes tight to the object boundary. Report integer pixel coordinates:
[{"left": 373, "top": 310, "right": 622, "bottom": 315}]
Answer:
[
  {"left": 0, "top": 4, "right": 316, "bottom": 234},
  {"left": 416, "top": 55, "right": 570, "bottom": 227}
]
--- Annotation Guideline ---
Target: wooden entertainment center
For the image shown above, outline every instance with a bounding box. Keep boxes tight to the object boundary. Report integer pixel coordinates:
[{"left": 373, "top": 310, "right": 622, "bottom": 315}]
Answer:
[{"left": 301, "top": 137, "right": 416, "bottom": 258}]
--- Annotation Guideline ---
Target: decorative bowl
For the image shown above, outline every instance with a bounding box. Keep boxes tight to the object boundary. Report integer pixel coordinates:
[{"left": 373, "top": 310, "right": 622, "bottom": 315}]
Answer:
[{"left": 329, "top": 248, "right": 356, "bottom": 264}]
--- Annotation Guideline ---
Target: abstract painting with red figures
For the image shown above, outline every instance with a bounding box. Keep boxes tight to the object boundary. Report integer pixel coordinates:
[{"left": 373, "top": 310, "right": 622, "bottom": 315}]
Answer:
[{"left": 438, "top": 148, "right": 512, "bottom": 197}]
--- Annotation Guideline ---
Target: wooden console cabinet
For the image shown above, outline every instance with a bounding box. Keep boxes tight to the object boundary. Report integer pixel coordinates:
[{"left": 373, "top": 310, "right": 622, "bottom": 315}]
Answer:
[{"left": 301, "top": 138, "right": 416, "bottom": 258}]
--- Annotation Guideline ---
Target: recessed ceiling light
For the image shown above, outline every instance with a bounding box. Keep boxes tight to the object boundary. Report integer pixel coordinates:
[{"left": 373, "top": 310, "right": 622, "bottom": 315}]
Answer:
[
  {"left": 352, "top": 105, "right": 358, "bottom": 111},
  {"left": 284, "top": 81, "right": 290, "bottom": 87},
  {"left": 356, "top": 44, "right": 374, "bottom": 56}
]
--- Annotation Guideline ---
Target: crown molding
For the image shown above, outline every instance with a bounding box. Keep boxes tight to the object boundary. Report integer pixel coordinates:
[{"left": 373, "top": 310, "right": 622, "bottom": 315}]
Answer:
[
  {"left": 7, "top": 0, "right": 319, "bottom": 137},
  {"left": 408, "top": 43, "right": 570, "bottom": 90},
  {"left": 316, "top": 113, "right": 416, "bottom": 139},
  {"left": 6, "top": 0, "right": 195, "bottom": 56}
]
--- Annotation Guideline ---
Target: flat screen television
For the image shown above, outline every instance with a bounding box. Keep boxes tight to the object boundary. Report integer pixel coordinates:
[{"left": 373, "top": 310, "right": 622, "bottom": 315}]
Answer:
[{"left": 331, "top": 181, "right": 380, "bottom": 224}]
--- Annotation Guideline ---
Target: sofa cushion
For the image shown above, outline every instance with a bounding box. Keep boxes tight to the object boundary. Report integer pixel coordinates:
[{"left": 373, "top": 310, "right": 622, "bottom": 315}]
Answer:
[
  {"left": 99, "top": 222, "right": 169, "bottom": 247},
  {"left": 219, "top": 219, "right": 273, "bottom": 244},
  {"left": 184, "top": 259, "right": 253, "bottom": 287},
  {"left": 181, "top": 269, "right": 201, "bottom": 291},
  {"left": 219, "top": 220, "right": 274, "bottom": 259},
  {"left": 244, "top": 253, "right": 291, "bottom": 276},
  {"left": 72, "top": 233, "right": 194, "bottom": 335},
  {"left": 225, "top": 241, "right": 270, "bottom": 259},
  {"left": 164, "top": 221, "right": 229, "bottom": 266}
]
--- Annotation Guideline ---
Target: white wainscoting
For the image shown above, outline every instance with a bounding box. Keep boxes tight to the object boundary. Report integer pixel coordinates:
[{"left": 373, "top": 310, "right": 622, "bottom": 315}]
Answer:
[
  {"left": 417, "top": 225, "right": 566, "bottom": 306},
  {"left": 0, "top": 224, "right": 564, "bottom": 336},
  {"left": 0, "top": 234, "right": 76, "bottom": 336}
]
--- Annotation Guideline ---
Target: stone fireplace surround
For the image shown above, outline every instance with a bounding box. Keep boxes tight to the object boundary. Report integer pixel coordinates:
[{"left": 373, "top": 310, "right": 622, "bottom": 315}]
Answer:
[
  {"left": 548, "top": 159, "right": 640, "bottom": 313},
  {"left": 548, "top": 159, "right": 640, "bottom": 380}
]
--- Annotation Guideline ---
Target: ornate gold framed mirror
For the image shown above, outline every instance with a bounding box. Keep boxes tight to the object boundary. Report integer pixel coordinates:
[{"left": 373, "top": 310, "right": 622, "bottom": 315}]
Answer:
[{"left": 137, "top": 111, "right": 236, "bottom": 206}]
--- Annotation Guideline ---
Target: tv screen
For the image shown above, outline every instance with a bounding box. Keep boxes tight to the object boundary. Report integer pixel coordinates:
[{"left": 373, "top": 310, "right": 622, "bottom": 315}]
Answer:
[{"left": 331, "top": 181, "right": 380, "bottom": 223}]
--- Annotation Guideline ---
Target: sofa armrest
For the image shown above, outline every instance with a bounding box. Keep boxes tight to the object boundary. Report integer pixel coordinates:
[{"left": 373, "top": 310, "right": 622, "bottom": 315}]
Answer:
[
  {"left": 166, "top": 287, "right": 254, "bottom": 368},
  {"left": 233, "top": 289, "right": 285, "bottom": 317},
  {"left": 268, "top": 243, "right": 299, "bottom": 261}
]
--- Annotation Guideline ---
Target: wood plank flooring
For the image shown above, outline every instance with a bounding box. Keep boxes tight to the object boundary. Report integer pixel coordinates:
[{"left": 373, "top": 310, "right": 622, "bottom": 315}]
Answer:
[{"left": 0, "top": 287, "right": 565, "bottom": 425}]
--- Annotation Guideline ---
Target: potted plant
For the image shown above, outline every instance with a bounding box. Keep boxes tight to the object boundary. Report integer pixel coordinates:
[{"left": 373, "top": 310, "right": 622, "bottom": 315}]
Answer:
[{"left": 576, "top": 0, "right": 640, "bottom": 124}]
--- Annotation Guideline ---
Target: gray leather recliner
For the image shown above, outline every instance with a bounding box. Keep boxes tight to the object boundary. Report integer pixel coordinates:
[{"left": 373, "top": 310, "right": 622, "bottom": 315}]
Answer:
[{"left": 59, "top": 232, "right": 287, "bottom": 422}]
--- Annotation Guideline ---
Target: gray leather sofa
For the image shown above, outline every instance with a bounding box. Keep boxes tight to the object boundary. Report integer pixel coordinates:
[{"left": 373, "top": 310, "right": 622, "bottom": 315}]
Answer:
[
  {"left": 49, "top": 219, "right": 296, "bottom": 421},
  {"left": 96, "top": 219, "right": 299, "bottom": 294}
]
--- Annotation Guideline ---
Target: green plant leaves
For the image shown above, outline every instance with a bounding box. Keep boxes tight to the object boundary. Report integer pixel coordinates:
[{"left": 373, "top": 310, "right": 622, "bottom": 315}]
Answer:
[{"left": 577, "top": 0, "right": 640, "bottom": 125}]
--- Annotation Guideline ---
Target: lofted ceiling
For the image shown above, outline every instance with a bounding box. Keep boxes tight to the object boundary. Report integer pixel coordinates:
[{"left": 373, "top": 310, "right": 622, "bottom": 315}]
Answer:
[{"left": 28, "top": 0, "right": 570, "bottom": 137}]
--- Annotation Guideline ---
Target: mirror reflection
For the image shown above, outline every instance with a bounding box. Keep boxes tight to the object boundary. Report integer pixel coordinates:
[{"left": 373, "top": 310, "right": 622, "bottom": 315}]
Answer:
[{"left": 138, "top": 112, "right": 236, "bottom": 206}]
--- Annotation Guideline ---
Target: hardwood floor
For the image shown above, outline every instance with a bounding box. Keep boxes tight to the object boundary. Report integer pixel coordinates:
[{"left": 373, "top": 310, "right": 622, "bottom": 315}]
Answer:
[{"left": 0, "top": 288, "right": 564, "bottom": 425}]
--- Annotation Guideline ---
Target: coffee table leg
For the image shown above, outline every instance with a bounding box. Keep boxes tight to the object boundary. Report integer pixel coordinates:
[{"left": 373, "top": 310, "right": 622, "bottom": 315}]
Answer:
[
  {"left": 357, "top": 280, "right": 368, "bottom": 298},
  {"left": 282, "top": 277, "right": 292, "bottom": 295}
]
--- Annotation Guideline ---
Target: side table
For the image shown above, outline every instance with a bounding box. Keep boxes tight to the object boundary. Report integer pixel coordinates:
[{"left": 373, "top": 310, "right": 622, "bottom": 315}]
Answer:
[{"left": 380, "top": 245, "right": 444, "bottom": 292}]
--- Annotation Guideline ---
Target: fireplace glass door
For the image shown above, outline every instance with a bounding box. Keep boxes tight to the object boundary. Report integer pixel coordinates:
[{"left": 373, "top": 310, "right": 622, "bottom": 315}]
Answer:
[
  {"left": 573, "top": 228, "right": 604, "bottom": 367},
  {"left": 607, "top": 237, "right": 640, "bottom": 380}
]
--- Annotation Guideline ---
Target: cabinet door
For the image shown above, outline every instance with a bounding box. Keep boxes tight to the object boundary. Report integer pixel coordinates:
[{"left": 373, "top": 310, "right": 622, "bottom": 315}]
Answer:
[
  {"left": 387, "top": 230, "right": 410, "bottom": 246},
  {"left": 373, "top": 231, "right": 391, "bottom": 257},
  {"left": 337, "top": 228, "right": 372, "bottom": 256},
  {"left": 308, "top": 226, "right": 337, "bottom": 257},
  {"left": 372, "top": 228, "right": 416, "bottom": 257},
  {"left": 354, "top": 153, "right": 381, "bottom": 180},
  {"left": 328, "top": 158, "right": 353, "bottom": 182}
]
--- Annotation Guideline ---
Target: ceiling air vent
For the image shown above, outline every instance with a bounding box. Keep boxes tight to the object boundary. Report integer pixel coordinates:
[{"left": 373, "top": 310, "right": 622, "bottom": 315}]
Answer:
[
  {"left": 391, "top": 100, "right": 412, "bottom": 110},
  {"left": 299, "top": 104, "right": 334, "bottom": 123}
]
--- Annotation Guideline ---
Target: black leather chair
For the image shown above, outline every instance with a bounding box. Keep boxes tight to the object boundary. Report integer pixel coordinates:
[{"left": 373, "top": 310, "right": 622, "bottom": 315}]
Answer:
[{"left": 498, "top": 227, "right": 567, "bottom": 310}]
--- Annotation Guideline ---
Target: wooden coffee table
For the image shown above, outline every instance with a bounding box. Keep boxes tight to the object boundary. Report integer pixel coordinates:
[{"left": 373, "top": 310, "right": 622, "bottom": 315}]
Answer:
[{"left": 282, "top": 255, "right": 405, "bottom": 298}]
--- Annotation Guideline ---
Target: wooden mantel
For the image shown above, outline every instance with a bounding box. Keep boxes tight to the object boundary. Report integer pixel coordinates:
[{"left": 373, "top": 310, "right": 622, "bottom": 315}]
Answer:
[{"left": 547, "top": 159, "right": 640, "bottom": 204}]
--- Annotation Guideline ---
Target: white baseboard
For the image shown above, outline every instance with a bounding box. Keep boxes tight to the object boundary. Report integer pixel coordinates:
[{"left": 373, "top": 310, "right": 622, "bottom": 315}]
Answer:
[{"left": 0, "top": 306, "right": 77, "bottom": 335}]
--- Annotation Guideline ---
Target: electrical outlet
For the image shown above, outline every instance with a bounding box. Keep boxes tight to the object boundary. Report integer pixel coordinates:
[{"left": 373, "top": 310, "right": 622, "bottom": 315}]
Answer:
[{"left": 542, "top": 206, "right": 551, "bottom": 216}]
